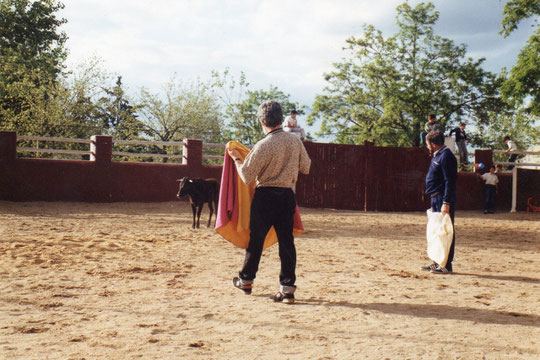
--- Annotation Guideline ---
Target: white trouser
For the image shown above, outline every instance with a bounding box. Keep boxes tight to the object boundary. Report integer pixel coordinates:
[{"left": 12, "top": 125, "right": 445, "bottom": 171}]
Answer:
[{"left": 284, "top": 127, "right": 306, "bottom": 140}]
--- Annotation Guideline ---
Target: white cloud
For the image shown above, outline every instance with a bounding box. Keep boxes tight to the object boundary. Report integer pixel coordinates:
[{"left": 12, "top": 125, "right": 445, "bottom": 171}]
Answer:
[{"left": 60, "top": 0, "right": 534, "bottom": 114}]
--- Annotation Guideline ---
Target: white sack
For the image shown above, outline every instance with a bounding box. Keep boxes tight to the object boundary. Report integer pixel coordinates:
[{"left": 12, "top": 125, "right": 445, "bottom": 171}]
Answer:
[{"left": 426, "top": 209, "right": 454, "bottom": 268}]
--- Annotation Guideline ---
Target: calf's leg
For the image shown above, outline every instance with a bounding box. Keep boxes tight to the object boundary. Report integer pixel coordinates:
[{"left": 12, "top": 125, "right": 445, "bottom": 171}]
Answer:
[
  {"left": 190, "top": 204, "right": 197, "bottom": 229},
  {"left": 196, "top": 204, "right": 204, "bottom": 228},
  {"left": 207, "top": 200, "right": 214, "bottom": 227}
]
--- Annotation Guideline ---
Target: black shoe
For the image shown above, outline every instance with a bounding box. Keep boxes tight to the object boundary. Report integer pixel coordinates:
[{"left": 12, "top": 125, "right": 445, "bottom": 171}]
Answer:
[
  {"left": 421, "top": 263, "right": 438, "bottom": 271},
  {"left": 484, "top": 210, "right": 488, "bottom": 214},
  {"left": 232, "top": 277, "right": 252, "bottom": 295},
  {"left": 430, "top": 265, "right": 453, "bottom": 274},
  {"left": 270, "top": 291, "right": 295, "bottom": 304}
]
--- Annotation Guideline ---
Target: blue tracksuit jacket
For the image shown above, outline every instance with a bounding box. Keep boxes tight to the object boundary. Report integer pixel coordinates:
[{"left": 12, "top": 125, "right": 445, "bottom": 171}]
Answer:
[{"left": 425, "top": 146, "right": 457, "bottom": 204}]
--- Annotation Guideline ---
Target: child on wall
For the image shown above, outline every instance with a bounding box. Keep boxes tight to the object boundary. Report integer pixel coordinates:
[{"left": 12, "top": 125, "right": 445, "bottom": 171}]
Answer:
[{"left": 503, "top": 135, "right": 518, "bottom": 170}]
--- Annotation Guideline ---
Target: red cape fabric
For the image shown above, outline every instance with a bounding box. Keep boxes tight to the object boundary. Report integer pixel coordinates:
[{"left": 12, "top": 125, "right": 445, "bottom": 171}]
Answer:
[{"left": 215, "top": 141, "right": 304, "bottom": 249}]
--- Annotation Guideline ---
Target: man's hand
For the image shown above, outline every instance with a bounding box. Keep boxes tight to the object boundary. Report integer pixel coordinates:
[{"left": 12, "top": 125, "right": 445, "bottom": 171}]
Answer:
[
  {"left": 441, "top": 203, "right": 450, "bottom": 216},
  {"left": 228, "top": 148, "right": 241, "bottom": 161}
]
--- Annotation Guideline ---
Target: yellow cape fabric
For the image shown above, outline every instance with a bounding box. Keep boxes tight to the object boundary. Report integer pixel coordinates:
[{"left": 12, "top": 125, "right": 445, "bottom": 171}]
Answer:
[{"left": 216, "top": 141, "right": 304, "bottom": 249}]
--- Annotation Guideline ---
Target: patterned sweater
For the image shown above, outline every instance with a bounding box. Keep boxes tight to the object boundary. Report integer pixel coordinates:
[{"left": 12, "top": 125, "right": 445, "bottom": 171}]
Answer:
[{"left": 236, "top": 128, "right": 311, "bottom": 188}]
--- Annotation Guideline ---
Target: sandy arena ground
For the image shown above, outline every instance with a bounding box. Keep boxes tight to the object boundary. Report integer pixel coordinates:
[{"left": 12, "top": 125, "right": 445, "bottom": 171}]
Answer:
[{"left": 0, "top": 201, "right": 539, "bottom": 359}]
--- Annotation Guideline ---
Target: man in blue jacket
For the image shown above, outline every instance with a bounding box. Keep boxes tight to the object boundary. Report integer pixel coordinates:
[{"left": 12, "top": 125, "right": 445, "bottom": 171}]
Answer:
[{"left": 423, "top": 130, "right": 457, "bottom": 274}]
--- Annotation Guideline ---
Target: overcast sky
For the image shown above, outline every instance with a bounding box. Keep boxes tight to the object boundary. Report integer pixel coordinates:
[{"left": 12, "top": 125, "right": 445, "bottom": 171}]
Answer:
[{"left": 59, "top": 0, "right": 536, "bottom": 136}]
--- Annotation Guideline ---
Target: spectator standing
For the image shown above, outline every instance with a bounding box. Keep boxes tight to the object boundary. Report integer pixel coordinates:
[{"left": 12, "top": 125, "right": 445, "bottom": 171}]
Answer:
[
  {"left": 477, "top": 165, "right": 499, "bottom": 214},
  {"left": 449, "top": 122, "right": 470, "bottom": 168}
]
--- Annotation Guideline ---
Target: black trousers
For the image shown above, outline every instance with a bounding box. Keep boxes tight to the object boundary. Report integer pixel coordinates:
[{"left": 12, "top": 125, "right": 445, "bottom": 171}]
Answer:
[
  {"left": 508, "top": 154, "right": 518, "bottom": 170},
  {"left": 239, "top": 187, "right": 297, "bottom": 287},
  {"left": 430, "top": 194, "right": 455, "bottom": 269},
  {"left": 484, "top": 185, "right": 496, "bottom": 212}
]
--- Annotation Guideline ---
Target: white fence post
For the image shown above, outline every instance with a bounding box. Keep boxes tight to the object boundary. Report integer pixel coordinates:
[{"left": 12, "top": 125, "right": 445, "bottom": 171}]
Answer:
[{"left": 511, "top": 167, "right": 517, "bottom": 213}]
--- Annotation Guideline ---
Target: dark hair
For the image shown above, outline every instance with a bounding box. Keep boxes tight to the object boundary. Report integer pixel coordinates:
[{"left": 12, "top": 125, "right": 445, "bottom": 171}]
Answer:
[
  {"left": 459, "top": 122, "right": 466, "bottom": 126},
  {"left": 428, "top": 114, "right": 436, "bottom": 120},
  {"left": 257, "top": 101, "right": 283, "bottom": 127},
  {"left": 503, "top": 135, "right": 510, "bottom": 141},
  {"left": 490, "top": 165, "right": 496, "bottom": 170},
  {"left": 290, "top": 110, "right": 297, "bottom": 115},
  {"left": 426, "top": 130, "right": 445, "bottom": 146}
]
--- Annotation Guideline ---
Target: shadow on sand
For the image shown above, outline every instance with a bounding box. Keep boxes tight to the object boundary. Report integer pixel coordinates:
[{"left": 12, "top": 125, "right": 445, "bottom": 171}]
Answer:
[
  {"left": 454, "top": 272, "right": 540, "bottom": 284},
  {"left": 289, "top": 299, "right": 539, "bottom": 327}
]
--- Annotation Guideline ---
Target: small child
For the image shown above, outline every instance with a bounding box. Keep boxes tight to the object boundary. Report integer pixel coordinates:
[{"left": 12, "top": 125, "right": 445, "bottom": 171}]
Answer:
[{"left": 477, "top": 165, "right": 499, "bottom": 214}]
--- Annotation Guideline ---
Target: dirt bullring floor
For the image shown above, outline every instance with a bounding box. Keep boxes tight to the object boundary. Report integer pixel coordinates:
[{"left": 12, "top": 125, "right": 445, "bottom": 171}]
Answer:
[{"left": 0, "top": 201, "right": 539, "bottom": 359}]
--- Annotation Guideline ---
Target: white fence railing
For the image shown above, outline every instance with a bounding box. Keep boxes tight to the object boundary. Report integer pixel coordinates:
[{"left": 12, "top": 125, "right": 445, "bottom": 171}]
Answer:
[
  {"left": 17, "top": 135, "right": 538, "bottom": 168},
  {"left": 17, "top": 136, "right": 93, "bottom": 157},
  {"left": 16, "top": 136, "right": 227, "bottom": 162},
  {"left": 490, "top": 149, "right": 540, "bottom": 168},
  {"left": 112, "top": 139, "right": 186, "bottom": 160},
  {"left": 489, "top": 149, "right": 540, "bottom": 213}
]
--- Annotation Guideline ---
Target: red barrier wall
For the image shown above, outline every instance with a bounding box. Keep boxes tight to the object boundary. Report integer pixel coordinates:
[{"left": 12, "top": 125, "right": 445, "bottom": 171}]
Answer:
[
  {"left": 455, "top": 172, "right": 513, "bottom": 211},
  {"left": 297, "top": 142, "right": 367, "bottom": 210},
  {"left": 2, "top": 131, "right": 533, "bottom": 211},
  {"left": 0, "top": 158, "right": 222, "bottom": 202},
  {"left": 517, "top": 169, "right": 540, "bottom": 211},
  {"left": 0, "top": 132, "right": 221, "bottom": 203},
  {"left": 364, "top": 145, "right": 431, "bottom": 211}
]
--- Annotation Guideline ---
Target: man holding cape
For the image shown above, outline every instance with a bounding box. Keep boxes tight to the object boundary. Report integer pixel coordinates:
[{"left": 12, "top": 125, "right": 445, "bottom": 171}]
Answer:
[{"left": 227, "top": 101, "right": 311, "bottom": 303}]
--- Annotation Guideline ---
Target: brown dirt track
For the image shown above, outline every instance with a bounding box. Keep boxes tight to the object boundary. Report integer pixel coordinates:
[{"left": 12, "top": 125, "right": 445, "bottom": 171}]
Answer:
[{"left": 0, "top": 201, "right": 539, "bottom": 359}]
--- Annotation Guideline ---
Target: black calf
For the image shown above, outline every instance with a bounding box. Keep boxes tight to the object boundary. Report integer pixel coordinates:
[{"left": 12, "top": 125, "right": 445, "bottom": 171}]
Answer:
[{"left": 176, "top": 177, "right": 219, "bottom": 229}]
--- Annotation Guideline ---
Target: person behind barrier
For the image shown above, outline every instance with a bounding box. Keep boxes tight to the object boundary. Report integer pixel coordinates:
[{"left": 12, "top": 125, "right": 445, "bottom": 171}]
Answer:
[
  {"left": 422, "top": 130, "right": 457, "bottom": 274},
  {"left": 477, "top": 165, "right": 498, "bottom": 214},
  {"left": 227, "top": 101, "right": 311, "bottom": 303},
  {"left": 283, "top": 110, "right": 306, "bottom": 141}
]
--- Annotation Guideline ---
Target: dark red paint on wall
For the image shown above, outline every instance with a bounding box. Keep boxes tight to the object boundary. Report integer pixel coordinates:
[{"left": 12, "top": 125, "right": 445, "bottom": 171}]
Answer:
[{"left": 1, "top": 131, "right": 536, "bottom": 211}]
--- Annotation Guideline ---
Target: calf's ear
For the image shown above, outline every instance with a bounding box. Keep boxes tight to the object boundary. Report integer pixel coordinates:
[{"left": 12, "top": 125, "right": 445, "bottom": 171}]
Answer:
[{"left": 176, "top": 179, "right": 182, "bottom": 182}]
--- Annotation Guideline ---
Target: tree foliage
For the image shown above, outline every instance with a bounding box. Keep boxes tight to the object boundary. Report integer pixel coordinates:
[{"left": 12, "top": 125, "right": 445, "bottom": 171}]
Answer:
[
  {"left": 471, "top": 109, "right": 539, "bottom": 164},
  {"left": 500, "top": 0, "right": 539, "bottom": 37},
  {"left": 137, "top": 77, "right": 223, "bottom": 143},
  {"left": 96, "top": 76, "right": 143, "bottom": 140},
  {"left": 309, "top": 2, "right": 505, "bottom": 147},
  {"left": 224, "top": 86, "right": 304, "bottom": 145},
  {"left": 500, "top": 0, "right": 540, "bottom": 115},
  {"left": 212, "top": 69, "right": 304, "bottom": 144},
  {"left": 0, "top": 0, "right": 67, "bottom": 131}
]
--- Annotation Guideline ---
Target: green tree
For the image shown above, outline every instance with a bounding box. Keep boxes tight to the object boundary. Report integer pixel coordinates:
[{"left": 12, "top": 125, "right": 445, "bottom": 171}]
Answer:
[
  {"left": 471, "top": 109, "right": 539, "bottom": 163},
  {"left": 138, "top": 77, "right": 223, "bottom": 143},
  {"left": 212, "top": 69, "right": 304, "bottom": 144},
  {"left": 0, "top": 59, "right": 103, "bottom": 139},
  {"left": 499, "top": 0, "right": 540, "bottom": 115},
  {"left": 225, "top": 86, "right": 304, "bottom": 144},
  {"left": 0, "top": 0, "right": 67, "bottom": 130},
  {"left": 96, "top": 76, "right": 143, "bottom": 140},
  {"left": 309, "top": 2, "right": 504, "bottom": 147}
]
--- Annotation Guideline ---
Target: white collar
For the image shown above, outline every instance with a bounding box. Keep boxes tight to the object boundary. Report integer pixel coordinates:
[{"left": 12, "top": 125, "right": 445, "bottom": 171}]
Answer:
[{"left": 433, "top": 145, "right": 447, "bottom": 156}]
